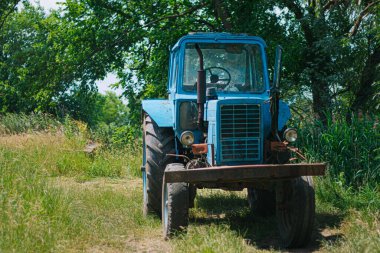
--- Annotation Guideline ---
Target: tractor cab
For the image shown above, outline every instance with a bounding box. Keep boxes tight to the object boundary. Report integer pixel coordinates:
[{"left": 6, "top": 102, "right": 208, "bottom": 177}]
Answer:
[{"left": 168, "top": 33, "right": 270, "bottom": 98}]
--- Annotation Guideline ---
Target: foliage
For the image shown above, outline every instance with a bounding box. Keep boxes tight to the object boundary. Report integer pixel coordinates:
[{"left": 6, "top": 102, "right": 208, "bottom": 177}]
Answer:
[
  {"left": 46, "top": 0, "right": 378, "bottom": 125},
  {"left": 0, "top": 0, "right": 22, "bottom": 29},
  {"left": 0, "top": 1, "right": 378, "bottom": 127},
  {"left": 0, "top": 4, "right": 70, "bottom": 113},
  {"left": 91, "top": 123, "right": 141, "bottom": 147},
  {"left": 0, "top": 3, "right": 115, "bottom": 125}
]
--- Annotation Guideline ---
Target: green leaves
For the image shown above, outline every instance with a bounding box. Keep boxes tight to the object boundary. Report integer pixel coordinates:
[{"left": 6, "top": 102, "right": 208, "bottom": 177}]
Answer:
[{"left": 0, "top": 0, "right": 378, "bottom": 127}]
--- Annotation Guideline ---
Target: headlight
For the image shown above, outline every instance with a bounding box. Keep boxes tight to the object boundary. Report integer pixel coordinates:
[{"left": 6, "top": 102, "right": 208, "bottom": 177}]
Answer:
[
  {"left": 284, "top": 128, "right": 298, "bottom": 142},
  {"left": 180, "top": 131, "right": 194, "bottom": 146}
]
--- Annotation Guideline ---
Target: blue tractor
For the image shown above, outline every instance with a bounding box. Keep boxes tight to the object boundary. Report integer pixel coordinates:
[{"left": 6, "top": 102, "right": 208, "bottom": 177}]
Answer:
[{"left": 141, "top": 33, "right": 326, "bottom": 248}]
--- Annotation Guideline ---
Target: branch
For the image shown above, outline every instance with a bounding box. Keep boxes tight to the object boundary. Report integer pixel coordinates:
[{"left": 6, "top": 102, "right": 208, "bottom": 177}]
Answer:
[
  {"left": 73, "top": 2, "right": 210, "bottom": 75},
  {"left": 349, "top": 0, "right": 380, "bottom": 37},
  {"left": 0, "top": 0, "right": 20, "bottom": 30},
  {"left": 96, "top": 2, "right": 133, "bottom": 20},
  {"left": 97, "top": 1, "right": 207, "bottom": 28},
  {"left": 331, "top": 87, "right": 350, "bottom": 98},
  {"left": 195, "top": 19, "right": 217, "bottom": 31},
  {"left": 282, "top": 0, "right": 314, "bottom": 46},
  {"left": 290, "top": 107, "right": 305, "bottom": 120},
  {"left": 322, "top": 0, "right": 344, "bottom": 12},
  {"left": 213, "top": 0, "right": 232, "bottom": 31},
  {"left": 143, "top": 2, "right": 208, "bottom": 28}
]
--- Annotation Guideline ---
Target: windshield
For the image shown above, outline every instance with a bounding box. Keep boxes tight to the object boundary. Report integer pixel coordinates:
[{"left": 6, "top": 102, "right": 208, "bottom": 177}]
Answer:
[{"left": 183, "top": 43, "right": 265, "bottom": 93}]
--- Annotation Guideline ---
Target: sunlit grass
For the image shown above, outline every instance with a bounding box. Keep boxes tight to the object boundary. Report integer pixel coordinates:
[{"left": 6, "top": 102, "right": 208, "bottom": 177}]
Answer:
[
  {"left": 0, "top": 132, "right": 145, "bottom": 252},
  {"left": 0, "top": 114, "right": 378, "bottom": 252}
]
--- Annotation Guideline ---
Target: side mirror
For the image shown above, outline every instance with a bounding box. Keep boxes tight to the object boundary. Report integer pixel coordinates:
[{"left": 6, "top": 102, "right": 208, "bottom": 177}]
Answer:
[{"left": 272, "top": 45, "right": 283, "bottom": 89}]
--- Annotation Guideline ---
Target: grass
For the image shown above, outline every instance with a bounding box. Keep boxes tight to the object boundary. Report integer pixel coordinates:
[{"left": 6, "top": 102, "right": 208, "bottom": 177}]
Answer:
[
  {"left": 0, "top": 133, "right": 148, "bottom": 252},
  {"left": 0, "top": 113, "right": 61, "bottom": 135},
  {"left": 297, "top": 115, "right": 379, "bottom": 188},
  {"left": 0, "top": 116, "right": 379, "bottom": 252}
]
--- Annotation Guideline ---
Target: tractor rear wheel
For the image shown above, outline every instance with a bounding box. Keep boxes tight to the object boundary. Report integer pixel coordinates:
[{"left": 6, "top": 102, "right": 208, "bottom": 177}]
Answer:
[
  {"left": 247, "top": 188, "right": 276, "bottom": 216},
  {"left": 162, "top": 163, "right": 189, "bottom": 238},
  {"left": 143, "top": 115, "right": 175, "bottom": 217},
  {"left": 276, "top": 176, "right": 315, "bottom": 248}
]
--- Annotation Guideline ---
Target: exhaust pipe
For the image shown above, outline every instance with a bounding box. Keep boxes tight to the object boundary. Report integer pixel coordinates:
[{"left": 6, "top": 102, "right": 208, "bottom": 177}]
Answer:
[
  {"left": 195, "top": 44, "right": 206, "bottom": 131},
  {"left": 271, "top": 45, "right": 283, "bottom": 141}
]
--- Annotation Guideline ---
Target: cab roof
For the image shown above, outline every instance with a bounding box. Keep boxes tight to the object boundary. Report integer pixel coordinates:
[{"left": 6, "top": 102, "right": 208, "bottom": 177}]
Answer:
[{"left": 171, "top": 32, "right": 267, "bottom": 51}]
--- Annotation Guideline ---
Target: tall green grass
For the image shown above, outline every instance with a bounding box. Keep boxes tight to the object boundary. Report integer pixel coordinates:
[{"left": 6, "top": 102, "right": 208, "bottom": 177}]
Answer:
[
  {"left": 0, "top": 128, "right": 144, "bottom": 251},
  {"left": 0, "top": 145, "right": 73, "bottom": 252},
  {"left": 0, "top": 113, "right": 61, "bottom": 135},
  {"left": 0, "top": 113, "right": 143, "bottom": 178},
  {"left": 298, "top": 115, "right": 379, "bottom": 189},
  {"left": 297, "top": 115, "right": 380, "bottom": 211}
]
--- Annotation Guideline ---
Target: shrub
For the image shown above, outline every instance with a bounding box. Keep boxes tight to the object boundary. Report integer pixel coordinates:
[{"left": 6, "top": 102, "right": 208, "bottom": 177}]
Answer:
[{"left": 91, "top": 123, "right": 142, "bottom": 147}]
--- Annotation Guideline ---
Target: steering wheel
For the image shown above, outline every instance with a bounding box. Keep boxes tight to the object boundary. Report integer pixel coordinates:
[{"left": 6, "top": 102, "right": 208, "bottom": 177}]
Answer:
[{"left": 204, "top": 67, "right": 231, "bottom": 87}]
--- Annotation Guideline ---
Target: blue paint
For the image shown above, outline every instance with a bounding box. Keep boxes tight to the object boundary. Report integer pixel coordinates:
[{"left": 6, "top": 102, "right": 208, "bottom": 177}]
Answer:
[
  {"left": 278, "top": 100, "right": 291, "bottom": 130},
  {"left": 142, "top": 99, "right": 173, "bottom": 127},
  {"left": 262, "top": 100, "right": 291, "bottom": 137}
]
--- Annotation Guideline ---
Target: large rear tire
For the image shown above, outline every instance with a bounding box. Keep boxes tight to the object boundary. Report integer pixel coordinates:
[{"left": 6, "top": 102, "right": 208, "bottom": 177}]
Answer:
[
  {"left": 247, "top": 188, "right": 276, "bottom": 216},
  {"left": 162, "top": 163, "right": 189, "bottom": 239},
  {"left": 143, "top": 115, "right": 175, "bottom": 217},
  {"left": 276, "top": 176, "right": 315, "bottom": 248}
]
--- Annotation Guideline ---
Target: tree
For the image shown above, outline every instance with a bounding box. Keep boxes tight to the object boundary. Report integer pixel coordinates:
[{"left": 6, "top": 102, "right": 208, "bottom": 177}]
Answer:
[
  {"left": 0, "top": 3, "right": 100, "bottom": 123},
  {"left": 0, "top": 0, "right": 22, "bottom": 30},
  {"left": 1, "top": 0, "right": 378, "bottom": 126},
  {"left": 95, "top": 91, "right": 129, "bottom": 126},
  {"left": 57, "top": 0, "right": 378, "bottom": 125}
]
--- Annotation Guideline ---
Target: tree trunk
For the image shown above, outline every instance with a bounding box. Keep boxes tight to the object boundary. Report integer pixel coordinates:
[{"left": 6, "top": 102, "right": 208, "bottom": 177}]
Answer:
[
  {"left": 351, "top": 45, "right": 380, "bottom": 114},
  {"left": 307, "top": 48, "right": 333, "bottom": 124},
  {"left": 282, "top": 1, "right": 332, "bottom": 124},
  {"left": 213, "top": 0, "right": 232, "bottom": 31}
]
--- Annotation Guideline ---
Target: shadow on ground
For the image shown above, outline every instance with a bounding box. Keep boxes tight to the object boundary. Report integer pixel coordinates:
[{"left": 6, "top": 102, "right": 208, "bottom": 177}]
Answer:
[{"left": 191, "top": 192, "right": 344, "bottom": 252}]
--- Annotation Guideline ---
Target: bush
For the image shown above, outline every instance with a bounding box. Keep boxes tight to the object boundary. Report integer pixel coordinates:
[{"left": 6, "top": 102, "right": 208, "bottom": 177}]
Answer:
[{"left": 91, "top": 122, "right": 141, "bottom": 147}]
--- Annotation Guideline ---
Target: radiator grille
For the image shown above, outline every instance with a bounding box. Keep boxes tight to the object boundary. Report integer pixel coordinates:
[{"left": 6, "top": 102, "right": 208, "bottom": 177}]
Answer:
[{"left": 220, "top": 104, "right": 261, "bottom": 162}]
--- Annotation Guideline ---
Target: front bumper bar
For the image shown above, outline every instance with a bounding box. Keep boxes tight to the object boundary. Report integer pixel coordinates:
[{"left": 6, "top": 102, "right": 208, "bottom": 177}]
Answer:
[{"left": 164, "top": 163, "right": 326, "bottom": 183}]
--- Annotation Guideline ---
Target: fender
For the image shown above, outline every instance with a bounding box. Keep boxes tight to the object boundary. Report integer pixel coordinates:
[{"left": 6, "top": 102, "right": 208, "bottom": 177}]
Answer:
[
  {"left": 142, "top": 99, "right": 173, "bottom": 127},
  {"left": 278, "top": 100, "right": 291, "bottom": 130},
  {"left": 262, "top": 100, "right": 291, "bottom": 137}
]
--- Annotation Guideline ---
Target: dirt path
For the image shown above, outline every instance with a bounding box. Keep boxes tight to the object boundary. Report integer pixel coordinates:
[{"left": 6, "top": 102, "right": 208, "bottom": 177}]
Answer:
[{"left": 49, "top": 177, "right": 346, "bottom": 253}]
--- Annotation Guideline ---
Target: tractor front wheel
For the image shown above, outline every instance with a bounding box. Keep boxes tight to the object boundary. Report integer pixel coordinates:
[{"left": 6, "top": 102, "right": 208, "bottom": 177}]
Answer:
[
  {"left": 143, "top": 114, "right": 175, "bottom": 217},
  {"left": 247, "top": 188, "right": 276, "bottom": 216},
  {"left": 162, "top": 163, "right": 189, "bottom": 239},
  {"left": 276, "top": 176, "right": 315, "bottom": 248}
]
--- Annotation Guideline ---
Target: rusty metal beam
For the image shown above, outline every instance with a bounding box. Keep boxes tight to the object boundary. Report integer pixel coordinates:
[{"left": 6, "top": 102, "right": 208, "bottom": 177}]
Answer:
[{"left": 164, "top": 163, "right": 326, "bottom": 183}]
